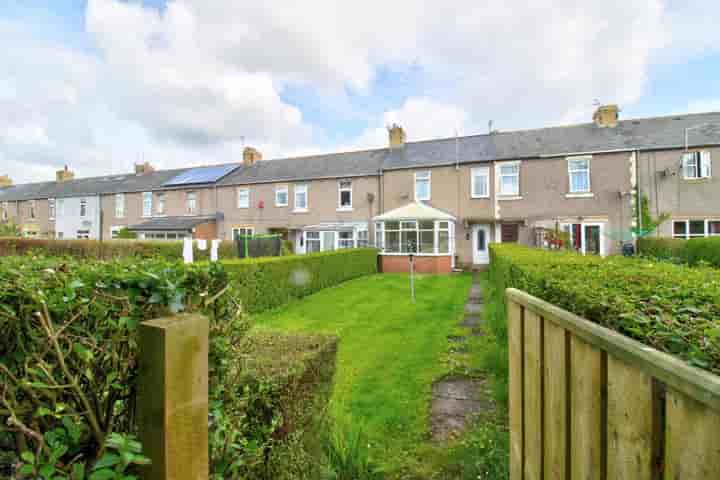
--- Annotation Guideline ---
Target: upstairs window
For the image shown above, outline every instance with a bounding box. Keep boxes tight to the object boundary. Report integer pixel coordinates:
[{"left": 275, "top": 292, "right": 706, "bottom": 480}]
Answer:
[
  {"left": 115, "top": 194, "right": 125, "bottom": 218},
  {"left": 294, "top": 184, "right": 308, "bottom": 211},
  {"left": 57, "top": 199, "right": 64, "bottom": 216},
  {"left": 471, "top": 167, "right": 489, "bottom": 198},
  {"left": 237, "top": 188, "right": 250, "bottom": 209},
  {"left": 1, "top": 202, "right": 8, "bottom": 221},
  {"left": 414, "top": 171, "right": 431, "bottom": 201},
  {"left": 156, "top": 193, "right": 166, "bottom": 215},
  {"left": 568, "top": 156, "right": 591, "bottom": 193},
  {"left": 28, "top": 200, "right": 36, "bottom": 219},
  {"left": 79, "top": 199, "right": 87, "bottom": 218},
  {"left": 275, "top": 185, "right": 289, "bottom": 207},
  {"left": 142, "top": 192, "right": 152, "bottom": 217},
  {"left": 682, "top": 151, "right": 712, "bottom": 179},
  {"left": 338, "top": 181, "right": 353, "bottom": 209},
  {"left": 186, "top": 192, "right": 197, "bottom": 215},
  {"left": 499, "top": 162, "right": 520, "bottom": 196},
  {"left": 49, "top": 199, "right": 56, "bottom": 220}
]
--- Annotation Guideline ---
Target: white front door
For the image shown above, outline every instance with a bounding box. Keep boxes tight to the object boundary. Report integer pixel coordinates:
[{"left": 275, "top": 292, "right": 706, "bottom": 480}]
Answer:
[{"left": 472, "top": 224, "right": 491, "bottom": 264}]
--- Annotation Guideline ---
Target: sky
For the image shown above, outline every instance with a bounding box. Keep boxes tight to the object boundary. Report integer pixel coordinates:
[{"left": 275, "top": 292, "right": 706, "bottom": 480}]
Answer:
[{"left": 1, "top": 0, "right": 720, "bottom": 183}]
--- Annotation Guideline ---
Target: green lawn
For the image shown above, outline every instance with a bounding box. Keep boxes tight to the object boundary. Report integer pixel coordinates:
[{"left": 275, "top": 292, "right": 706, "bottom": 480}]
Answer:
[{"left": 253, "top": 273, "right": 471, "bottom": 473}]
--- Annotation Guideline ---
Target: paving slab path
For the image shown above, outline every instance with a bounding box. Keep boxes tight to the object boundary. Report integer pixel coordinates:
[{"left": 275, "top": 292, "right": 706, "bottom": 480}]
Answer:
[{"left": 430, "top": 271, "right": 495, "bottom": 441}]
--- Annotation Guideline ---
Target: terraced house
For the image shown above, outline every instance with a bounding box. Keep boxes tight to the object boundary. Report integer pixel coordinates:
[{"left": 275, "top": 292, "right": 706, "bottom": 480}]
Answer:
[{"left": 2, "top": 105, "right": 720, "bottom": 272}]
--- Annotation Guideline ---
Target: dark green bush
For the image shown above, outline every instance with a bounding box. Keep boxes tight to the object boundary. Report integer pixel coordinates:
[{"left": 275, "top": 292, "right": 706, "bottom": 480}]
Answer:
[
  {"left": 223, "top": 248, "right": 379, "bottom": 313},
  {"left": 0, "top": 237, "right": 237, "bottom": 261},
  {"left": 637, "top": 237, "right": 687, "bottom": 261},
  {"left": 490, "top": 244, "right": 720, "bottom": 374},
  {"left": 684, "top": 237, "right": 720, "bottom": 268}
]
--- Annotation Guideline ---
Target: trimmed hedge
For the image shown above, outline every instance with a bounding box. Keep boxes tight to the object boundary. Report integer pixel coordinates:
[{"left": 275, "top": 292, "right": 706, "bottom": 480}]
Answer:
[
  {"left": 639, "top": 236, "right": 720, "bottom": 267},
  {"left": 0, "top": 237, "right": 237, "bottom": 261},
  {"left": 490, "top": 244, "right": 720, "bottom": 374},
  {"left": 223, "top": 248, "right": 379, "bottom": 313}
]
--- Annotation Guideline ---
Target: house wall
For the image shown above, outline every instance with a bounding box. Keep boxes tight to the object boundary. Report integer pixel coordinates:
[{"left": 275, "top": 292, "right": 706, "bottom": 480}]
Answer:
[
  {"left": 638, "top": 146, "right": 720, "bottom": 237},
  {"left": 100, "top": 187, "right": 216, "bottom": 239},
  {"left": 216, "top": 175, "right": 380, "bottom": 239},
  {"left": 14, "top": 199, "right": 53, "bottom": 237},
  {"left": 380, "top": 151, "right": 633, "bottom": 265},
  {"left": 55, "top": 196, "right": 101, "bottom": 239}
]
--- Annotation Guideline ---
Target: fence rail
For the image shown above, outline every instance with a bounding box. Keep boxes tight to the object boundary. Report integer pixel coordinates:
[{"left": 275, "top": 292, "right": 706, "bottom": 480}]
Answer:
[{"left": 506, "top": 288, "right": 720, "bottom": 480}]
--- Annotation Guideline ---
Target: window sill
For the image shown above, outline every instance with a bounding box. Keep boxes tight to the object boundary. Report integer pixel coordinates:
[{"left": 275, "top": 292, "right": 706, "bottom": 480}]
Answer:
[
  {"left": 498, "top": 195, "right": 522, "bottom": 201},
  {"left": 276, "top": 204, "right": 288, "bottom": 208},
  {"left": 683, "top": 177, "right": 712, "bottom": 182},
  {"left": 471, "top": 195, "right": 490, "bottom": 200},
  {"left": 293, "top": 209, "right": 309, "bottom": 214},
  {"left": 565, "top": 192, "right": 594, "bottom": 198},
  {"left": 237, "top": 206, "right": 249, "bottom": 209},
  {"left": 337, "top": 207, "right": 354, "bottom": 212}
]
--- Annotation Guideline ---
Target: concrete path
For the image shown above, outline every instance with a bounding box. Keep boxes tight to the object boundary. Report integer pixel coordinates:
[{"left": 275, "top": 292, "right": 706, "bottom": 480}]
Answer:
[{"left": 430, "top": 271, "right": 494, "bottom": 441}]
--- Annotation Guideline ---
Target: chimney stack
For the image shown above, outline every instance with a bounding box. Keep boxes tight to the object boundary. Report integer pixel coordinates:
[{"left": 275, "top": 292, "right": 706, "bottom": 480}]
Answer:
[
  {"left": 388, "top": 124, "right": 406, "bottom": 149},
  {"left": 0, "top": 175, "right": 11, "bottom": 188},
  {"left": 243, "top": 147, "right": 263, "bottom": 166},
  {"left": 56, "top": 165, "right": 75, "bottom": 183},
  {"left": 135, "top": 161, "right": 156, "bottom": 175},
  {"left": 593, "top": 104, "right": 619, "bottom": 128}
]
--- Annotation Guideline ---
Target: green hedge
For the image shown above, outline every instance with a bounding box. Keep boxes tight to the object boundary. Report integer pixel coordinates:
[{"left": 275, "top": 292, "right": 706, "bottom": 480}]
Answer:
[
  {"left": 490, "top": 244, "right": 720, "bottom": 375},
  {"left": 212, "top": 332, "right": 338, "bottom": 479},
  {"left": 223, "top": 248, "right": 379, "bottom": 313},
  {"left": 0, "top": 237, "right": 237, "bottom": 261},
  {"left": 639, "top": 236, "right": 720, "bottom": 267},
  {"left": 0, "top": 255, "right": 340, "bottom": 478}
]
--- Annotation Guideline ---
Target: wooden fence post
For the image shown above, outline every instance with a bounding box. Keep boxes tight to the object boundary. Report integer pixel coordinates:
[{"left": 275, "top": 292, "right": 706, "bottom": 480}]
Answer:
[{"left": 138, "top": 314, "right": 209, "bottom": 480}]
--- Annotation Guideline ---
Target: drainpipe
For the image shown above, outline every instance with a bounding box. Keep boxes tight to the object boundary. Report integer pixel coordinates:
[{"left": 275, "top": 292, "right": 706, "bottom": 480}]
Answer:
[{"left": 635, "top": 149, "right": 642, "bottom": 238}]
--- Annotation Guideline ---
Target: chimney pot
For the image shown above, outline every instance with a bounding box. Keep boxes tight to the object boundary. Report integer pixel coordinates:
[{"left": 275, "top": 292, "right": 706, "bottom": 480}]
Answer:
[
  {"left": 0, "top": 175, "right": 12, "bottom": 187},
  {"left": 56, "top": 166, "right": 75, "bottom": 183},
  {"left": 243, "top": 146, "right": 262, "bottom": 166},
  {"left": 135, "top": 161, "right": 156, "bottom": 175},
  {"left": 593, "top": 104, "right": 619, "bottom": 128},
  {"left": 388, "top": 124, "right": 406, "bottom": 149}
]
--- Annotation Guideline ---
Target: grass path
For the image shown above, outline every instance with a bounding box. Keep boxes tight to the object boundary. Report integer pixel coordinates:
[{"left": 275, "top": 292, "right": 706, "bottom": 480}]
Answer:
[{"left": 253, "top": 273, "right": 471, "bottom": 473}]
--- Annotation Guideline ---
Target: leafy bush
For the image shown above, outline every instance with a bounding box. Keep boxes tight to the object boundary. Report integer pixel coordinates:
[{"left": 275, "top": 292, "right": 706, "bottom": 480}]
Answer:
[
  {"left": 0, "top": 255, "right": 243, "bottom": 477},
  {"left": 211, "top": 331, "right": 338, "bottom": 479},
  {"left": 0, "top": 223, "right": 20, "bottom": 237},
  {"left": 490, "top": 244, "right": 720, "bottom": 374},
  {"left": 223, "top": 248, "right": 379, "bottom": 313},
  {"left": 0, "top": 237, "right": 237, "bottom": 261},
  {"left": 683, "top": 237, "right": 720, "bottom": 268},
  {"left": 637, "top": 237, "right": 687, "bottom": 261}
]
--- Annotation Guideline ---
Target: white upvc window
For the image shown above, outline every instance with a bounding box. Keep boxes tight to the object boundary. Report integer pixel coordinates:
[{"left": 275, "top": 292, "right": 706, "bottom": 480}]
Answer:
[
  {"left": 377, "top": 220, "right": 454, "bottom": 255},
  {"left": 115, "top": 194, "right": 125, "bottom": 218},
  {"left": 48, "top": 198, "right": 56, "bottom": 220},
  {"left": 357, "top": 229, "right": 369, "bottom": 247},
  {"left": 568, "top": 156, "right": 591, "bottom": 193},
  {"left": 682, "top": 151, "right": 712, "bottom": 179},
  {"left": 414, "top": 171, "right": 431, "bottom": 201},
  {"left": 79, "top": 199, "right": 87, "bottom": 218},
  {"left": 338, "top": 231, "right": 354, "bottom": 249},
  {"left": 110, "top": 226, "right": 123, "bottom": 239},
  {"left": 338, "top": 180, "right": 353, "bottom": 210},
  {"left": 672, "top": 219, "right": 720, "bottom": 239},
  {"left": 1, "top": 202, "right": 8, "bottom": 221},
  {"left": 76, "top": 229, "right": 90, "bottom": 239},
  {"left": 237, "top": 188, "right": 250, "bottom": 209},
  {"left": 28, "top": 200, "right": 36, "bottom": 219},
  {"left": 471, "top": 167, "right": 490, "bottom": 198},
  {"left": 275, "top": 185, "right": 289, "bottom": 207},
  {"left": 156, "top": 193, "right": 166, "bottom": 215},
  {"left": 294, "top": 184, "right": 308, "bottom": 211},
  {"left": 305, "top": 231, "right": 321, "bottom": 253},
  {"left": 186, "top": 191, "right": 197, "bottom": 215},
  {"left": 142, "top": 192, "right": 152, "bottom": 217},
  {"left": 232, "top": 226, "right": 255, "bottom": 240},
  {"left": 57, "top": 199, "right": 64, "bottom": 217},
  {"left": 498, "top": 162, "right": 520, "bottom": 196}
]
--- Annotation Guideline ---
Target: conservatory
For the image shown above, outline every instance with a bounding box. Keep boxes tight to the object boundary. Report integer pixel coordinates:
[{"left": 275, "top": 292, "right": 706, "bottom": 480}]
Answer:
[{"left": 373, "top": 202, "right": 456, "bottom": 274}]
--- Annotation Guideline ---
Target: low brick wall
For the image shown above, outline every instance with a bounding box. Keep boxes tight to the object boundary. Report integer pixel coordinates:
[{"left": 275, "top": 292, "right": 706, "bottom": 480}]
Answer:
[{"left": 380, "top": 254, "right": 452, "bottom": 274}]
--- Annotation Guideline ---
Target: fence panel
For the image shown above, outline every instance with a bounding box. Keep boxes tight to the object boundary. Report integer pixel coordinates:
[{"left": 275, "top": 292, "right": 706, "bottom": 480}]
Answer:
[{"left": 506, "top": 288, "right": 720, "bottom": 480}]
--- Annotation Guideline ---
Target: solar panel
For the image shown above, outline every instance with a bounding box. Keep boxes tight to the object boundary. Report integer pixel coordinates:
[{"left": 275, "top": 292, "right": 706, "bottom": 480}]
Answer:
[{"left": 162, "top": 165, "right": 238, "bottom": 187}]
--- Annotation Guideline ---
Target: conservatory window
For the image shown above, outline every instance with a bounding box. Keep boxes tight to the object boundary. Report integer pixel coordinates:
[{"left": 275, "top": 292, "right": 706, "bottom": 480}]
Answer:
[{"left": 378, "top": 220, "right": 453, "bottom": 255}]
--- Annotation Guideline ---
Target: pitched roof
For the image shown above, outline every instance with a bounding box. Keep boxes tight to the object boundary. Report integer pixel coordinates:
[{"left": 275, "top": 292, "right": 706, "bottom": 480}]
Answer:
[
  {"left": 127, "top": 215, "right": 219, "bottom": 231},
  {"left": 373, "top": 202, "right": 456, "bottom": 221},
  {"left": 0, "top": 164, "right": 240, "bottom": 202}
]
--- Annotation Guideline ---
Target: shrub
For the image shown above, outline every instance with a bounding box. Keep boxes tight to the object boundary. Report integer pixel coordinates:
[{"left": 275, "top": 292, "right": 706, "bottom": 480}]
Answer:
[
  {"left": 223, "top": 248, "right": 379, "bottom": 313},
  {"left": 684, "top": 237, "right": 720, "bottom": 268},
  {"left": 211, "top": 331, "right": 338, "bottom": 479},
  {"left": 0, "top": 237, "right": 237, "bottom": 261},
  {"left": 490, "top": 244, "right": 720, "bottom": 375},
  {"left": 637, "top": 237, "right": 687, "bottom": 261}
]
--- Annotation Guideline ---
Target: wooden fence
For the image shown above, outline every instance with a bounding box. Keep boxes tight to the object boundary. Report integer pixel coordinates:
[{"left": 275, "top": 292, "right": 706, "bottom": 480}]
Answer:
[{"left": 507, "top": 288, "right": 720, "bottom": 480}]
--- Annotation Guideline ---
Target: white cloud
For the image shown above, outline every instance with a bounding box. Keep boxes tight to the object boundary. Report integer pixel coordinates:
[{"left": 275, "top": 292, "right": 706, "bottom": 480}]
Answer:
[
  {"left": 1, "top": 0, "right": 719, "bottom": 184},
  {"left": 687, "top": 99, "right": 720, "bottom": 114}
]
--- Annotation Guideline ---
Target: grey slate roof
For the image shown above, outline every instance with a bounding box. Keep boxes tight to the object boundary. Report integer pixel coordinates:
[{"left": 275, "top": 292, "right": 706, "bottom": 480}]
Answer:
[
  {"left": 4, "top": 111, "right": 720, "bottom": 199},
  {"left": 127, "top": 215, "right": 219, "bottom": 231},
  {"left": 0, "top": 164, "right": 240, "bottom": 202}
]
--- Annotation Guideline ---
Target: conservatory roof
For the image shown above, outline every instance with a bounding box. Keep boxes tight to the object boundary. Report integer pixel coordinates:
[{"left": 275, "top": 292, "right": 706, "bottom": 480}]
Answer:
[{"left": 373, "top": 202, "right": 456, "bottom": 222}]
